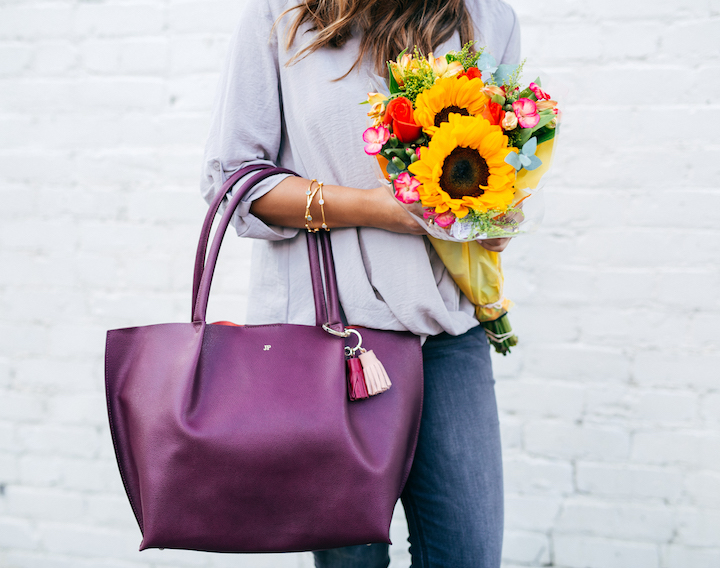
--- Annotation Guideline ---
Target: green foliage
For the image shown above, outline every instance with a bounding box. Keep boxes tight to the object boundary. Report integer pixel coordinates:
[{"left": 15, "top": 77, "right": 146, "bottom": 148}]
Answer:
[
  {"left": 402, "top": 69, "right": 436, "bottom": 103},
  {"left": 445, "top": 41, "right": 484, "bottom": 70},
  {"left": 534, "top": 125, "right": 556, "bottom": 145},
  {"left": 464, "top": 205, "right": 523, "bottom": 238},
  {"left": 387, "top": 62, "right": 401, "bottom": 95}
]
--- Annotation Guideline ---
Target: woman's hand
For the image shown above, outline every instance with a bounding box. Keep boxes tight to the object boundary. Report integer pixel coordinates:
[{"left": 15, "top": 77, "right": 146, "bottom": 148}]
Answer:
[
  {"left": 364, "top": 186, "right": 426, "bottom": 235},
  {"left": 478, "top": 238, "right": 511, "bottom": 252}
]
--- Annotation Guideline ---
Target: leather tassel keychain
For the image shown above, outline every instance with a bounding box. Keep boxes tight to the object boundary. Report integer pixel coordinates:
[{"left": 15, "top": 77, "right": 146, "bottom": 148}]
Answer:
[
  {"left": 346, "top": 356, "right": 369, "bottom": 401},
  {"left": 359, "top": 350, "right": 392, "bottom": 396},
  {"left": 345, "top": 329, "right": 369, "bottom": 400},
  {"left": 345, "top": 328, "right": 391, "bottom": 399}
]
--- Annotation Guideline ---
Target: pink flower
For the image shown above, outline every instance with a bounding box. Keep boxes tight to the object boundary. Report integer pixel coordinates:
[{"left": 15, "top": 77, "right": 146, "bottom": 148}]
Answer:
[
  {"left": 393, "top": 172, "right": 421, "bottom": 204},
  {"left": 362, "top": 125, "right": 390, "bottom": 155},
  {"left": 512, "top": 98, "right": 540, "bottom": 129},
  {"left": 434, "top": 211, "right": 456, "bottom": 228},
  {"left": 529, "top": 82, "right": 550, "bottom": 101}
]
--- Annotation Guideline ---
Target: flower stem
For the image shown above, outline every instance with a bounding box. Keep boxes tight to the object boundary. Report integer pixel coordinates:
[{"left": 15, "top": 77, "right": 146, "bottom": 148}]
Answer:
[{"left": 481, "top": 313, "right": 518, "bottom": 355}]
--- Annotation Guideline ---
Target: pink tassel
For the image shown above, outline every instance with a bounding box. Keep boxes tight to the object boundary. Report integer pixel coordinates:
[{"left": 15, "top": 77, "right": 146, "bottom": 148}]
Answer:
[
  {"left": 358, "top": 350, "right": 392, "bottom": 396},
  {"left": 347, "top": 358, "right": 369, "bottom": 401}
]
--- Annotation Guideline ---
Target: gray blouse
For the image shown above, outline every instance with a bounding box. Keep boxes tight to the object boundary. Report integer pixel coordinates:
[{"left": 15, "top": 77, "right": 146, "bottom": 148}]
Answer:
[{"left": 201, "top": 0, "right": 521, "bottom": 336}]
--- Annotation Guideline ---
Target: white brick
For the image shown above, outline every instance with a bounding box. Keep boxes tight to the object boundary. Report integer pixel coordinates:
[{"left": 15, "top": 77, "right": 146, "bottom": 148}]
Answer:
[
  {"left": 85, "top": 494, "right": 136, "bottom": 528},
  {"left": 554, "top": 535, "right": 659, "bottom": 568},
  {"left": 576, "top": 462, "right": 683, "bottom": 502},
  {"left": 524, "top": 421, "right": 631, "bottom": 461},
  {"left": 0, "top": 451, "right": 19, "bottom": 483},
  {"left": 675, "top": 508, "right": 720, "bottom": 547},
  {"left": 701, "top": 392, "right": 720, "bottom": 427},
  {"left": 46, "top": 393, "right": 107, "bottom": 427},
  {"left": 505, "top": 495, "right": 562, "bottom": 531},
  {"left": 0, "top": 43, "right": 33, "bottom": 76},
  {"left": 0, "top": 517, "right": 38, "bottom": 550},
  {"left": 167, "top": 74, "right": 219, "bottom": 111},
  {"left": 496, "top": 379, "right": 585, "bottom": 420},
  {"left": 662, "top": 544, "right": 720, "bottom": 568},
  {"left": 14, "top": 359, "right": 97, "bottom": 394},
  {"left": 47, "top": 324, "right": 107, "bottom": 359},
  {"left": 74, "top": 4, "right": 165, "bottom": 38},
  {"left": 632, "top": 431, "right": 720, "bottom": 469},
  {"left": 39, "top": 522, "right": 139, "bottom": 559},
  {"left": 503, "top": 531, "right": 550, "bottom": 565},
  {"left": 556, "top": 498, "right": 674, "bottom": 541},
  {"left": 634, "top": 351, "right": 720, "bottom": 389},
  {"left": 685, "top": 471, "right": 720, "bottom": 509},
  {"left": 75, "top": 78, "right": 166, "bottom": 111},
  {"left": 33, "top": 41, "right": 77, "bottom": 75},
  {"left": 503, "top": 455, "right": 574, "bottom": 494},
  {"left": 17, "top": 425, "right": 102, "bottom": 459},
  {"left": 0, "top": 5, "right": 73, "bottom": 40},
  {"left": 1, "top": 551, "right": 147, "bottom": 568},
  {"left": 168, "top": 0, "right": 246, "bottom": 34},
  {"left": 524, "top": 344, "right": 631, "bottom": 384},
  {"left": 0, "top": 358, "right": 12, "bottom": 389},
  {"left": 169, "top": 36, "right": 228, "bottom": 74},
  {"left": 80, "top": 38, "right": 168, "bottom": 75},
  {"left": 4, "top": 486, "right": 85, "bottom": 523},
  {"left": 0, "top": 324, "right": 50, "bottom": 358},
  {"left": 0, "top": 421, "right": 17, "bottom": 452},
  {"left": 0, "top": 392, "right": 45, "bottom": 423},
  {"left": 499, "top": 416, "right": 523, "bottom": 450},
  {"left": 632, "top": 390, "right": 698, "bottom": 425}
]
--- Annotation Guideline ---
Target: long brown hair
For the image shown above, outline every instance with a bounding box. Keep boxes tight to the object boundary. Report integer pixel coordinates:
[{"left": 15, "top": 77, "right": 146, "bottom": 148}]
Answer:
[{"left": 280, "top": 0, "right": 475, "bottom": 78}]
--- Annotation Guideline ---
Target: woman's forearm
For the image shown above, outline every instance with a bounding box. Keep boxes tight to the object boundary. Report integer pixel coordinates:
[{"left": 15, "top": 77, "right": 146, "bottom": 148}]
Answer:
[{"left": 250, "top": 177, "right": 425, "bottom": 235}]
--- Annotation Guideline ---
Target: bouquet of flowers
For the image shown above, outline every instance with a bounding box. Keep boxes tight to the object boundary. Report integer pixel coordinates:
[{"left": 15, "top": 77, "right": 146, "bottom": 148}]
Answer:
[{"left": 361, "top": 44, "right": 561, "bottom": 354}]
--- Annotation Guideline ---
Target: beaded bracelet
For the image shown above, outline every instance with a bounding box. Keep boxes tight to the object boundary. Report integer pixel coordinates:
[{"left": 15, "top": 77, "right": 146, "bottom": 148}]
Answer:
[
  {"left": 304, "top": 179, "right": 321, "bottom": 232},
  {"left": 316, "top": 181, "right": 328, "bottom": 231}
]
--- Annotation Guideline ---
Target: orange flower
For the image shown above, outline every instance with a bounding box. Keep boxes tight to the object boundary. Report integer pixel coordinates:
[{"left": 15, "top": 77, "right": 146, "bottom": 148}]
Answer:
[{"left": 383, "top": 97, "right": 422, "bottom": 143}]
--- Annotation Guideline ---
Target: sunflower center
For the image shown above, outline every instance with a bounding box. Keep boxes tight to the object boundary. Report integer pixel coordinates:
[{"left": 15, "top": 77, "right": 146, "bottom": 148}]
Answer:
[
  {"left": 440, "top": 146, "right": 489, "bottom": 200},
  {"left": 434, "top": 105, "right": 471, "bottom": 127}
]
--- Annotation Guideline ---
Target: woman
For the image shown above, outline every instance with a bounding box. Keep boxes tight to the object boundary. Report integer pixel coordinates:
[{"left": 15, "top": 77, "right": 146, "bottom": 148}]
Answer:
[{"left": 201, "top": 0, "right": 520, "bottom": 566}]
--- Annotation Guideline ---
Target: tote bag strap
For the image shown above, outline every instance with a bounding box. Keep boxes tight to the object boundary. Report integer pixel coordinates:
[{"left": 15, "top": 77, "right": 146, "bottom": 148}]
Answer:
[
  {"left": 192, "top": 164, "right": 288, "bottom": 316},
  {"left": 192, "top": 167, "right": 343, "bottom": 331}
]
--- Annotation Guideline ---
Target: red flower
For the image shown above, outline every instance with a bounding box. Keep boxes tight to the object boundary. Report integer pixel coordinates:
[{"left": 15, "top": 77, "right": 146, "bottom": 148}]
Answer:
[
  {"left": 458, "top": 67, "right": 482, "bottom": 81},
  {"left": 482, "top": 101, "right": 504, "bottom": 126},
  {"left": 383, "top": 97, "right": 423, "bottom": 143}
]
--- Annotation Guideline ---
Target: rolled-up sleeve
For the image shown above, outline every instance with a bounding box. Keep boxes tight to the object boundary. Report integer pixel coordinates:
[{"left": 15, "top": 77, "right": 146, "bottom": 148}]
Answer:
[{"left": 200, "top": 1, "right": 298, "bottom": 241}]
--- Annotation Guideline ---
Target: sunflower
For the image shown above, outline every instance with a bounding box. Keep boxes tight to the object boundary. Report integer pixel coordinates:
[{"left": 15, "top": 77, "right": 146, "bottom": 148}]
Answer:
[
  {"left": 407, "top": 114, "right": 517, "bottom": 218},
  {"left": 414, "top": 76, "right": 489, "bottom": 137}
]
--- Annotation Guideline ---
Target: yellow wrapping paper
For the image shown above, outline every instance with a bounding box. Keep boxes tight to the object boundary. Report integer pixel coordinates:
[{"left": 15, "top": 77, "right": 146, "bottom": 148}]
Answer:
[
  {"left": 429, "top": 237, "right": 513, "bottom": 323},
  {"left": 425, "top": 138, "right": 556, "bottom": 322}
]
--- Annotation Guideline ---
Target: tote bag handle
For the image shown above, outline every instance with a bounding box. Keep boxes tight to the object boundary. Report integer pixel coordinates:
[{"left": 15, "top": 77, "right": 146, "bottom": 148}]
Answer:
[{"left": 192, "top": 166, "right": 343, "bottom": 331}]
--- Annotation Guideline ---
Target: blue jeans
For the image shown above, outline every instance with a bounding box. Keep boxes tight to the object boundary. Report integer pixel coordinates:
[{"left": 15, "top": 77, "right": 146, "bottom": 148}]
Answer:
[{"left": 313, "top": 325, "right": 504, "bottom": 568}]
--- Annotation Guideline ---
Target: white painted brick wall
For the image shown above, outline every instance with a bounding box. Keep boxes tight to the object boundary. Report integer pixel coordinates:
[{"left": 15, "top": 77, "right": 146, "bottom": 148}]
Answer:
[{"left": 0, "top": 0, "right": 718, "bottom": 567}]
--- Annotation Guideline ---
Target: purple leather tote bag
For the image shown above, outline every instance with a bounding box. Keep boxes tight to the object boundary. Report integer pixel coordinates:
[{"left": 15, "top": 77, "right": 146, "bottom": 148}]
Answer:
[{"left": 105, "top": 165, "right": 424, "bottom": 553}]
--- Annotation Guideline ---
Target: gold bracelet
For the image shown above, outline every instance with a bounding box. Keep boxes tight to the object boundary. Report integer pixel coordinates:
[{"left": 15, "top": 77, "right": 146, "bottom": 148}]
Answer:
[
  {"left": 304, "top": 179, "right": 321, "bottom": 232},
  {"left": 316, "top": 181, "right": 328, "bottom": 231}
]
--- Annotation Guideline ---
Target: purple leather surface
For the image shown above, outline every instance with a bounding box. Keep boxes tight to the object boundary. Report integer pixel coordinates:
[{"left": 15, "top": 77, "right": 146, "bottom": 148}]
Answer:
[{"left": 105, "top": 166, "right": 424, "bottom": 553}]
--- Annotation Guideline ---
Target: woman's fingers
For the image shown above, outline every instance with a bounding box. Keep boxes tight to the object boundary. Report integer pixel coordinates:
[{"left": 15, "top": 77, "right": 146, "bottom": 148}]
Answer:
[{"left": 478, "top": 237, "right": 511, "bottom": 252}]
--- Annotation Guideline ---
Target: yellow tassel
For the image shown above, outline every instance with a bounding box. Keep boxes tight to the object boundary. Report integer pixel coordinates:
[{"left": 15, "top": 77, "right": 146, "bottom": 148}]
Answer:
[{"left": 358, "top": 350, "right": 391, "bottom": 396}]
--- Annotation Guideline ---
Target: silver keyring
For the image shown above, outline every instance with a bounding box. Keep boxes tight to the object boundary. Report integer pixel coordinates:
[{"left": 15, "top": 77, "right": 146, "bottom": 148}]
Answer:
[
  {"left": 322, "top": 323, "right": 351, "bottom": 338},
  {"left": 346, "top": 328, "right": 363, "bottom": 354}
]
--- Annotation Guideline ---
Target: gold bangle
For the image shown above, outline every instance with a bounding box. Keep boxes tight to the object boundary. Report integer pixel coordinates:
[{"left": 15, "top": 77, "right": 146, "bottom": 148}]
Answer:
[
  {"left": 304, "top": 179, "right": 321, "bottom": 232},
  {"left": 316, "top": 181, "right": 328, "bottom": 231}
]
